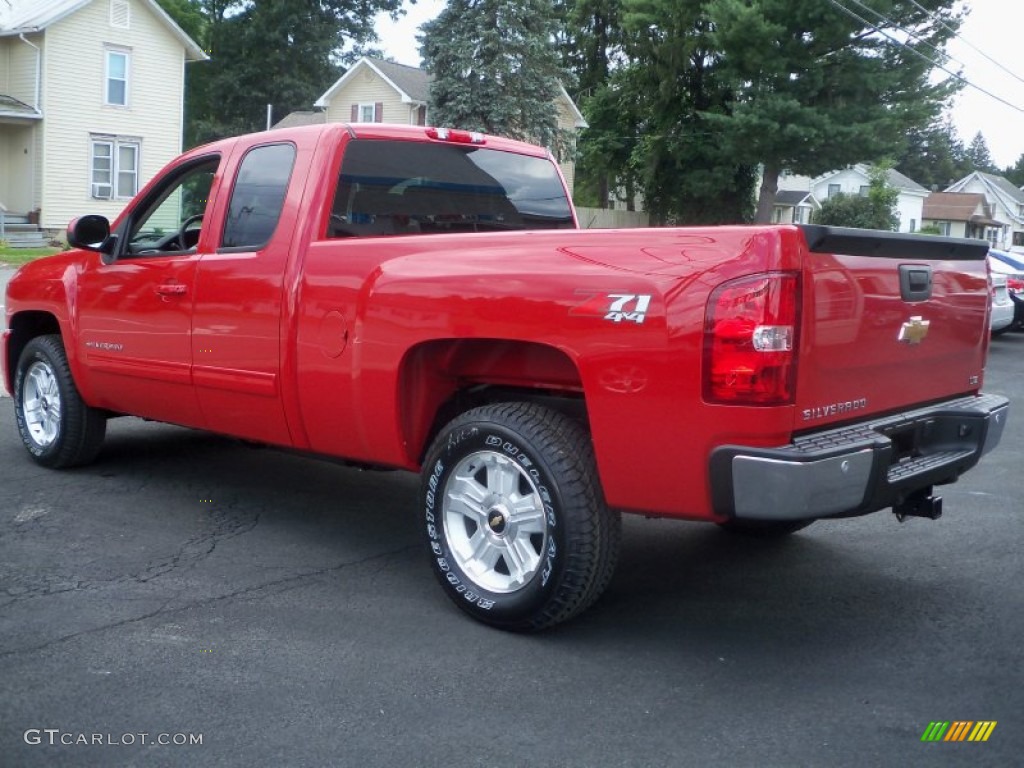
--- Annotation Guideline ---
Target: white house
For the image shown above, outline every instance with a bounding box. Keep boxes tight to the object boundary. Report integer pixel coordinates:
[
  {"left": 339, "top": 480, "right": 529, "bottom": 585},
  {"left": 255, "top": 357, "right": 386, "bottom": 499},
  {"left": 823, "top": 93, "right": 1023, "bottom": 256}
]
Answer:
[
  {"left": 945, "top": 171, "right": 1024, "bottom": 252},
  {"left": 0, "top": 0, "right": 206, "bottom": 232},
  {"left": 810, "top": 165, "right": 929, "bottom": 233},
  {"left": 277, "top": 57, "right": 589, "bottom": 195}
]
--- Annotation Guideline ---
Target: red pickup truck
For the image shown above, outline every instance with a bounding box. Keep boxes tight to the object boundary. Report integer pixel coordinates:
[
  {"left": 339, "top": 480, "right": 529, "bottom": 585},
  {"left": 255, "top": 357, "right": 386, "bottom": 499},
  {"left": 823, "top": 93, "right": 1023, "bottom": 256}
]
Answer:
[{"left": 2, "top": 124, "right": 1009, "bottom": 630}]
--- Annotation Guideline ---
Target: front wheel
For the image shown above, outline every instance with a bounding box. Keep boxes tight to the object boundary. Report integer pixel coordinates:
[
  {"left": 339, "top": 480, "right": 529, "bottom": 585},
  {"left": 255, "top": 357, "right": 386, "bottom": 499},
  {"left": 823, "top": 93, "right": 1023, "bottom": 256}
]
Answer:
[
  {"left": 13, "top": 335, "right": 106, "bottom": 468},
  {"left": 420, "top": 402, "right": 620, "bottom": 631}
]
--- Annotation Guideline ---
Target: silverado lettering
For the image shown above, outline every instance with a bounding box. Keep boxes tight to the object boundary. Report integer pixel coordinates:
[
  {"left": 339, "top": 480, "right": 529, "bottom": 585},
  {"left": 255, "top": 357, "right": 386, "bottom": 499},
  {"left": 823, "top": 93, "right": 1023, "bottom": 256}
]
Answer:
[
  {"left": 2, "top": 123, "right": 1009, "bottom": 631},
  {"left": 802, "top": 398, "right": 869, "bottom": 421}
]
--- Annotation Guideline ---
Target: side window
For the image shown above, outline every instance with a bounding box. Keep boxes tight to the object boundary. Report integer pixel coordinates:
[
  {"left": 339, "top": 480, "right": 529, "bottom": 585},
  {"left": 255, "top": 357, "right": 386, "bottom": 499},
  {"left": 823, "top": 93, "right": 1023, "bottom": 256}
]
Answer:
[
  {"left": 124, "top": 156, "right": 219, "bottom": 256},
  {"left": 221, "top": 143, "right": 296, "bottom": 250}
]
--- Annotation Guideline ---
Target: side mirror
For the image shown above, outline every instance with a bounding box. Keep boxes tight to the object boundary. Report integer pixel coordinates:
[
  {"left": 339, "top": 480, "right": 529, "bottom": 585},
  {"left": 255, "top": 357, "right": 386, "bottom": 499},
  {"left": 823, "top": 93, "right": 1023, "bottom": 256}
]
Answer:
[{"left": 67, "top": 215, "right": 112, "bottom": 252}]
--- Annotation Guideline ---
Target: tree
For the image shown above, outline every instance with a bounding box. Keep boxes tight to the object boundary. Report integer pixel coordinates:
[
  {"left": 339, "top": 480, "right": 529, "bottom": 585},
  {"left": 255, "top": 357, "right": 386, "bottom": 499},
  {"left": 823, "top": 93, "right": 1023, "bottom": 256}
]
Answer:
[
  {"left": 157, "top": 0, "right": 402, "bottom": 147},
  {"left": 895, "top": 117, "right": 969, "bottom": 191},
  {"left": 156, "top": 0, "right": 206, "bottom": 42},
  {"left": 1003, "top": 153, "right": 1024, "bottom": 188},
  {"left": 554, "top": 0, "right": 626, "bottom": 207},
  {"left": 420, "top": 0, "right": 569, "bottom": 150},
  {"left": 706, "top": 0, "right": 963, "bottom": 222},
  {"left": 964, "top": 131, "right": 997, "bottom": 174},
  {"left": 609, "top": 0, "right": 755, "bottom": 224},
  {"left": 814, "top": 166, "right": 900, "bottom": 230}
]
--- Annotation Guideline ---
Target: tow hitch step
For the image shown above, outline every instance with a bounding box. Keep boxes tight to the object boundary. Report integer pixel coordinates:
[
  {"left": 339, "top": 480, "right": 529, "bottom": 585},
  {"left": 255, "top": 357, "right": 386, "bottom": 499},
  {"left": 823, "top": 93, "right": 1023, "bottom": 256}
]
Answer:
[{"left": 893, "top": 491, "right": 943, "bottom": 522}]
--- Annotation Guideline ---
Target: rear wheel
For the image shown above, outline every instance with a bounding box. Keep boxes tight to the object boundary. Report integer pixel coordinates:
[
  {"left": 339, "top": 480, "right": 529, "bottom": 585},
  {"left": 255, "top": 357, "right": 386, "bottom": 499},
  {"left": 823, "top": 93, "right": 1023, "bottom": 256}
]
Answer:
[
  {"left": 717, "top": 519, "right": 813, "bottom": 538},
  {"left": 13, "top": 335, "right": 106, "bottom": 468},
  {"left": 420, "top": 402, "right": 620, "bottom": 631}
]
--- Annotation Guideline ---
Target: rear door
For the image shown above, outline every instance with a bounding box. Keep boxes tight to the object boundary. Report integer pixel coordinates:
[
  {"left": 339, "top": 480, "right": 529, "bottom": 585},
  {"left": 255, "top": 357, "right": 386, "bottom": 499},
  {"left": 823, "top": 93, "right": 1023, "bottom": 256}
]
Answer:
[
  {"left": 190, "top": 140, "right": 300, "bottom": 446},
  {"left": 795, "top": 226, "right": 990, "bottom": 430}
]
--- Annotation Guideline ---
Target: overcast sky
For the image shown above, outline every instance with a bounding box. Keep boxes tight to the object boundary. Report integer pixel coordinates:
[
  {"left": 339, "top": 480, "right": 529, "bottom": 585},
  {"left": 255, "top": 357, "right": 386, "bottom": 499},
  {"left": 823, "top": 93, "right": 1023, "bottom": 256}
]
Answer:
[{"left": 374, "top": 0, "right": 1024, "bottom": 169}]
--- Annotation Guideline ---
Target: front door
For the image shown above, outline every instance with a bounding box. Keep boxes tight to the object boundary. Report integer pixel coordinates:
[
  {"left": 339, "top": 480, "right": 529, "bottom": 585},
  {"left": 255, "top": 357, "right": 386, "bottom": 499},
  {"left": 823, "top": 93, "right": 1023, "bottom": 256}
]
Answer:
[{"left": 76, "top": 155, "right": 221, "bottom": 427}]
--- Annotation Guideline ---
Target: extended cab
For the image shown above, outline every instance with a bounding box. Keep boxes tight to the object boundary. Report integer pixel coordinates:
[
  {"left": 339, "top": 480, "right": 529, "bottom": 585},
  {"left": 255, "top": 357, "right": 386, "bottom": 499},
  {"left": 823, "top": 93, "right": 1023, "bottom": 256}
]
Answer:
[{"left": 2, "top": 124, "right": 1010, "bottom": 630}]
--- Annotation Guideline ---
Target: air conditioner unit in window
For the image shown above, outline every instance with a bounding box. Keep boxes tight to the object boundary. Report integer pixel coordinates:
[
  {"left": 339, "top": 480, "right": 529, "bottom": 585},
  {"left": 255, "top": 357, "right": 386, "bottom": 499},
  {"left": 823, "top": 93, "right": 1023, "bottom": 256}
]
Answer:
[{"left": 92, "top": 183, "right": 112, "bottom": 199}]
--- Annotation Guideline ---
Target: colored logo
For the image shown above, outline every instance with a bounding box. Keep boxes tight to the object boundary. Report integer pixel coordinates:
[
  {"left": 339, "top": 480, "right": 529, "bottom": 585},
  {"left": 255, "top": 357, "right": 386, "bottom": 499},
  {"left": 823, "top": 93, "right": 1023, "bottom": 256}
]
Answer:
[{"left": 921, "top": 721, "right": 996, "bottom": 742}]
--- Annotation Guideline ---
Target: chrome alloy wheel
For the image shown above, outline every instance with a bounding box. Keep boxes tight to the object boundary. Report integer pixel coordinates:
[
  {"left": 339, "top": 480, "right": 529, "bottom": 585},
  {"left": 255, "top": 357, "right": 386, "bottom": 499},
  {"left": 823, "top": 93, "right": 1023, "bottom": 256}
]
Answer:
[
  {"left": 21, "top": 360, "right": 63, "bottom": 449},
  {"left": 442, "top": 450, "right": 548, "bottom": 594}
]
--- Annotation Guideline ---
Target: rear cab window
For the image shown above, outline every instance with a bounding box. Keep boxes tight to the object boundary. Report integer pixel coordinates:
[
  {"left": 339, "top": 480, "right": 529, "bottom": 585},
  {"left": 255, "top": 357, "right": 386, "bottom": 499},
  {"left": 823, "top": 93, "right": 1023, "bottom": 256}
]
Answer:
[
  {"left": 220, "top": 143, "right": 297, "bottom": 251},
  {"left": 328, "top": 139, "right": 574, "bottom": 238}
]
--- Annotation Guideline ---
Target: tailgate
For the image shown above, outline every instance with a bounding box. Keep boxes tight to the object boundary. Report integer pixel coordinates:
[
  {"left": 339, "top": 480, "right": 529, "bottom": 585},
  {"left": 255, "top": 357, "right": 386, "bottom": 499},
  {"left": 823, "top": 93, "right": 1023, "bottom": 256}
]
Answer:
[{"left": 795, "top": 226, "right": 990, "bottom": 430}]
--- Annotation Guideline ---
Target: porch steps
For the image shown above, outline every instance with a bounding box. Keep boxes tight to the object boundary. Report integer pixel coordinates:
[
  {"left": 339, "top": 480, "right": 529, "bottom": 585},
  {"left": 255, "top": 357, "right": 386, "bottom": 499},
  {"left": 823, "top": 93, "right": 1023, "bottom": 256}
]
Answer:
[{"left": 0, "top": 213, "right": 48, "bottom": 248}]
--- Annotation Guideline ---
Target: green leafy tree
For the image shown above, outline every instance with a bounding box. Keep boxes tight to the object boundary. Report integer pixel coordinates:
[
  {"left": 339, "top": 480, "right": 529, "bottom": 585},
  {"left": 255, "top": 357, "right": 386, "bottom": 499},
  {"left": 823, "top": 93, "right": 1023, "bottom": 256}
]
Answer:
[
  {"left": 554, "top": 0, "right": 626, "bottom": 207},
  {"left": 156, "top": 0, "right": 207, "bottom": 42},
  {"left": 421, "top": 0, "right": 569, "bottom": 150},
  {"left": 609, "top": 0, "right": 755, "bottom": 224},
  {"left": 157, "top": 0, "right": 402, "bottom": 147},
  {"left": 706, "top": 0, "right": 963, "bottom": 222},
  {"left": 964, "top": 131, "right": 997, "bottom": 174},
  {"left": 814, "top": 166, "right": 899, "bottom": 230}
]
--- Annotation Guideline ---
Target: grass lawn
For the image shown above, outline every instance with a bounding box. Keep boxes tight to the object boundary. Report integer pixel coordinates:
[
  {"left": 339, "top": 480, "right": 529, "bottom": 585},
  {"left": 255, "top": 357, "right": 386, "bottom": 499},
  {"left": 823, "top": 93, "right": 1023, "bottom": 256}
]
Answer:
[{"left": 0, "top": 247, "right": 62, "bottom": 266}]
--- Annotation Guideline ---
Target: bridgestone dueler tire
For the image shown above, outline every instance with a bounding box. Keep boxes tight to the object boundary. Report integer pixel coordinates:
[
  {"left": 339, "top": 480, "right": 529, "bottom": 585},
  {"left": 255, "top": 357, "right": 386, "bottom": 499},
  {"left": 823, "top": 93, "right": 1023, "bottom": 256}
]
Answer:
[
  {"left": 13, "top": 335, "right": 106, "bottom": 468},
  {"left": 717, "top": 519, "right": 813, "bottom": 538},
  {"left": 420, "top": 402, "right": 621, "bottom": 632}
]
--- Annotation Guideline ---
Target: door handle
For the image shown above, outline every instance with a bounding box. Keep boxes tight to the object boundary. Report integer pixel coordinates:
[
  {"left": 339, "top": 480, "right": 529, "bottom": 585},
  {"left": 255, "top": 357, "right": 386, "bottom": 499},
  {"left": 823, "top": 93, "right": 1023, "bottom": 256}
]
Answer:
[{"left": 157, "top": 283, "right": 188, "bottom": 296}]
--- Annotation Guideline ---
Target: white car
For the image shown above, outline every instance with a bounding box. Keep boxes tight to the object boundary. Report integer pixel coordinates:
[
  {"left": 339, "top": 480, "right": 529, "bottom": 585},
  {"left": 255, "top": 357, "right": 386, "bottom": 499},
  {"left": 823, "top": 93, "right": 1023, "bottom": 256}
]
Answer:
[
  {"left": 990, "top": 272, "right": 1014, "bottom": 334},
  {"left": 989, "top": 250, "right": 1024, "bottom": 332}
]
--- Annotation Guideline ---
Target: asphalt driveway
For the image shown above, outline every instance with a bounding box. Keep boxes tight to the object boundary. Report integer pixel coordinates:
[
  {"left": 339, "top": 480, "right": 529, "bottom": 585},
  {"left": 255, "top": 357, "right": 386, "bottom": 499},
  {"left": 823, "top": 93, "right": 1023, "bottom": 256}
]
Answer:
[{"left": 1, "top": 263, "right": 1021, "bottom": 766}]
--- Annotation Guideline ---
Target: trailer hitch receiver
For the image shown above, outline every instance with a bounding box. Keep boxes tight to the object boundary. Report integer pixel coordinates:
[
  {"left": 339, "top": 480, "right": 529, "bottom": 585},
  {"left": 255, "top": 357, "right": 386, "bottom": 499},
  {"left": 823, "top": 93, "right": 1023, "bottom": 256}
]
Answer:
[{"left": 893, "top": 489, "right": 943, "bottom": 522}]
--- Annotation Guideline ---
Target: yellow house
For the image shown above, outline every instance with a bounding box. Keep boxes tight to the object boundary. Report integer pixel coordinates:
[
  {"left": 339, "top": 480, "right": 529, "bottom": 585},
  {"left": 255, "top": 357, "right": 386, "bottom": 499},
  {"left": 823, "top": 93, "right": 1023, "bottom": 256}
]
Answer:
[
  {"left": 0, "top": 0, "right": 206, "bottom": 234},
  {"left": 286, "top": 57, "right": 587, "bottom": 195}
]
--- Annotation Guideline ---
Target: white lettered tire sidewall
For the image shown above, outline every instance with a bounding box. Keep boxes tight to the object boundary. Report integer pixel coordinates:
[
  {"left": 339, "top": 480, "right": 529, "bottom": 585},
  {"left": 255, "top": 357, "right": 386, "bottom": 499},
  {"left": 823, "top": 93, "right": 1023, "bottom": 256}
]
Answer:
[
  {"left": 419, "top": 403, "right": 610, "bottom": 630},
  {"left": 423, "top": 423, "right": 569, "bottom": 626}
]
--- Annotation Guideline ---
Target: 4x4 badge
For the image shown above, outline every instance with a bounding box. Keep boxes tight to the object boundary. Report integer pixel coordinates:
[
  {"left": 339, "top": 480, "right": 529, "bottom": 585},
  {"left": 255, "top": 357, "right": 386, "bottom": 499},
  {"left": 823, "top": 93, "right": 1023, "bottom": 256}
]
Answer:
[{"left": 898, "top": 316, "right": 930, "bottom": 344}]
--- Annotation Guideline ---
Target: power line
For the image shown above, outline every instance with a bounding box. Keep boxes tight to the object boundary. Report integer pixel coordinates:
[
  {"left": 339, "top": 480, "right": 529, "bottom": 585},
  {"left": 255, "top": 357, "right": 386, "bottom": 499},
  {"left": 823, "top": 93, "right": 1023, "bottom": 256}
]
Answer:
[
  {"left": 906, "top": 0, "right": 1024, "bottom": 89},
  {"left": 841, "top": 0, "right": 973, "bottom": 75},
  {"left": 823, "top": 0, "right": 1024, "bottom": 115}
]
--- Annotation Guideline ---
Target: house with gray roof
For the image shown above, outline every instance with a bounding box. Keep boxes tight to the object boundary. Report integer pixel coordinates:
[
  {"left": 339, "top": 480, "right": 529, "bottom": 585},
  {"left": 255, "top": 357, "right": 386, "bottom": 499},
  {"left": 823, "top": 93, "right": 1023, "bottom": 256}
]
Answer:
[
  {"left": 945, "top": 171, "right": 1024, "bottom": 252},
  {"left": 810, "top": 165, "right": 929, "bottom": 233},
  {"left": 771, "top": 189, "right": 819, "bottom": 225},
  {"left": 275, "top": 56, "right": 588, "bottom": 195}
]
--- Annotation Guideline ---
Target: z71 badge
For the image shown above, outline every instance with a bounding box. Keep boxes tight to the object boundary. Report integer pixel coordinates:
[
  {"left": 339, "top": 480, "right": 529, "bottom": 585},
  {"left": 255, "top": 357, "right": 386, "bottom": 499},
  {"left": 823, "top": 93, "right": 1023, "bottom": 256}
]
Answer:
[{"left": 572, "top": 292, "right": 653, "bottom": 325}]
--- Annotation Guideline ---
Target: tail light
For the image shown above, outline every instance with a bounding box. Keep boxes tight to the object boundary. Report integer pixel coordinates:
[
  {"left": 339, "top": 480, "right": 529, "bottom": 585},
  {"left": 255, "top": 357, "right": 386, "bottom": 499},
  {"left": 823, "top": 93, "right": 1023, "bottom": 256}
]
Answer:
[
  {"left": 1006, "top": 276, "right": 1024, "bottom": 294},
  {"left": 703, "top": 272, "right": 800, "bottom": 405}
]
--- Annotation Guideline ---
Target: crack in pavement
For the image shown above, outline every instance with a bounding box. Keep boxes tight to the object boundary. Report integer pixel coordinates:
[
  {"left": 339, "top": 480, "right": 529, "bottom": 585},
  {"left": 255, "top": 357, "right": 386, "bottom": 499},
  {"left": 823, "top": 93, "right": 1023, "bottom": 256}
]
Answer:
[{"left": 0, "top": 542, "right": 419, "bottom": 659}]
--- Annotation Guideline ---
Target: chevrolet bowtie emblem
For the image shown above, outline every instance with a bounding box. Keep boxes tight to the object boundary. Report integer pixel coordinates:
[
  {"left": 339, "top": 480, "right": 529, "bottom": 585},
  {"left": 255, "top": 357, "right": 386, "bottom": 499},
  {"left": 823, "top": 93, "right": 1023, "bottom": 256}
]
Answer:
[{"left": 898, "top": 316, "right": 930, "bottom": 344}]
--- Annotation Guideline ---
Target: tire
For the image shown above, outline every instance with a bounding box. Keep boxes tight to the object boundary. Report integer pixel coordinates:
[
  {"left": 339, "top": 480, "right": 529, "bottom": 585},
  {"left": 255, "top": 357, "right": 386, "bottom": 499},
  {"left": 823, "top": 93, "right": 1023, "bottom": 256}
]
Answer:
[
  {"left": 13, "top": 335, "right": 106, "bottom": 468},
  {"left": 717, "top": 519, "right": 813, "bottom": 538},
  {"left": 420, "top": 402, "right": 620, "bottom": 632}
]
